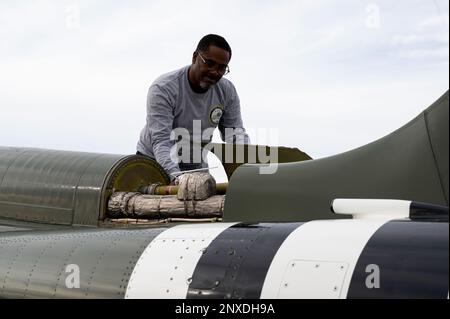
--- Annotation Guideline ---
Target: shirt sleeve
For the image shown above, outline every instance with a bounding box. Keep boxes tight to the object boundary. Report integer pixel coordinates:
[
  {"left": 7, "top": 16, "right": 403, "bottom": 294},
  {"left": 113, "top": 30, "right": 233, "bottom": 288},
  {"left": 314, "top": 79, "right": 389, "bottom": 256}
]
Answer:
[
  {"left": 147, "top": 85, "right": 181, "bottom": 177},
  {"left": 218, "top": 82, "right": 251, "bottom": 144}
]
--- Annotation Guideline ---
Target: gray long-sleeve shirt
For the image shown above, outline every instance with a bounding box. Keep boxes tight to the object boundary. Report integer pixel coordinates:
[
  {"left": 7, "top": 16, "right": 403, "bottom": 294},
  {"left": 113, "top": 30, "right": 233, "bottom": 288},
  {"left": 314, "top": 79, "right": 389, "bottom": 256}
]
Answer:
[{"left": 137, "top": 66, "right": 250, "bottom": 176}]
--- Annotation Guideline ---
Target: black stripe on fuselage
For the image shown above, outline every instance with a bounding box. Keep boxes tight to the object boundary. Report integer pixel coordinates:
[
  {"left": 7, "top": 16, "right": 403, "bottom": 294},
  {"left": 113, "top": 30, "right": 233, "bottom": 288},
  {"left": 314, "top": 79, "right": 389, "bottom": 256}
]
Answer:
[
  {"left": 409, "top": 202, "right": 449, "bottom": 222},
  {"left": 187, "top": 222, "right": 302, "bottom": 299},
  {"left": 347, "top": 220, "right": 449, "bottom": 299}
]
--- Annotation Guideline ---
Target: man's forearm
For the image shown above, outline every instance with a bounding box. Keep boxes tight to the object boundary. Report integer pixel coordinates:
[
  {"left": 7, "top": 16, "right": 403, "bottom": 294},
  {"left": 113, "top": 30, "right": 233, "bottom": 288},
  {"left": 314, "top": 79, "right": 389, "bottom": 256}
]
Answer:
[{"left": 153, "top": 143, "right": 181, "bottom": 178}]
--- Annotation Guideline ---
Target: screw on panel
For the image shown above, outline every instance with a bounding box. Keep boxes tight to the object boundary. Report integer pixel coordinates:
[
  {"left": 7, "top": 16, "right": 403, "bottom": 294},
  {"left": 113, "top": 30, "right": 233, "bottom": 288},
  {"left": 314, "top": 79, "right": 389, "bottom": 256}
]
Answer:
[
  {"left": 291, "top": 263, "right": 296, "bottom": 267},
  {"left": 284, "top": 283, "right": 288, "bottom": 288},
  {"left": 333, "top": 286, "right": 339, "bottom": 292},
  {"left": 186, "top": 278, "right": 192, "bottom": 284},
  {"left": 315, "top": 264, "right": 320, "bottom": 268}
]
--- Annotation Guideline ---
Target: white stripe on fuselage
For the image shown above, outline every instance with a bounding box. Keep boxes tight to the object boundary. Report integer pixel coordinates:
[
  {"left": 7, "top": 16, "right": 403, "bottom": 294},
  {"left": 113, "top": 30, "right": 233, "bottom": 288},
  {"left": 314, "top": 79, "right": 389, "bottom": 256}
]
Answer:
[
  {"left": 260, "top": 219, "right": 387, "bottom": 299},
  {"left": 125, "top": 223, "right": 237, "bottom": 299}
]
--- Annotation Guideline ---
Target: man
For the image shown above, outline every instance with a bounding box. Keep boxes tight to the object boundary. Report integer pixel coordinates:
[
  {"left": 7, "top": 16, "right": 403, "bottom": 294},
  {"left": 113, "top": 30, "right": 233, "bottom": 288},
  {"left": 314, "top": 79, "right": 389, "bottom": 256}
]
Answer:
[{"left": 137, "top": 34, "right": 250, "bottom": 181}]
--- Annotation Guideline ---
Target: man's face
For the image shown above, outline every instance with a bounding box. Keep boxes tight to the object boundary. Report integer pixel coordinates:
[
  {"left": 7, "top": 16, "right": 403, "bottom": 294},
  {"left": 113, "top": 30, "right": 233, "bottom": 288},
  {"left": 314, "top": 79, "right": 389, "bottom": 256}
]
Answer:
[{"left": 190, "top": 45, "right": 231, "bottom": 90}]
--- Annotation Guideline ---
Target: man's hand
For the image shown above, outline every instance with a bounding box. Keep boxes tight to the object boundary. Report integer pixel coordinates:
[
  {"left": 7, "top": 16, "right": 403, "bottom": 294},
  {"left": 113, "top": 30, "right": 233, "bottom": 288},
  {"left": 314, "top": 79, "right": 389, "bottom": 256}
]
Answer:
[
  {"left": 169, "top": 177, "right": 179, "bottom": 186},
  {"left": 177, "top": 172, "right": 216, "bottom": 201}
]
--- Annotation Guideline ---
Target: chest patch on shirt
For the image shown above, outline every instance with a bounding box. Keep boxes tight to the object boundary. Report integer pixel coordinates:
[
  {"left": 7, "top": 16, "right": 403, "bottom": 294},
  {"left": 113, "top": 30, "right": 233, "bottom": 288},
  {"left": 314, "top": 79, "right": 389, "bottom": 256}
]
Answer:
[{"left": 209, "top": 105, "right": 224, "bottom": 125}]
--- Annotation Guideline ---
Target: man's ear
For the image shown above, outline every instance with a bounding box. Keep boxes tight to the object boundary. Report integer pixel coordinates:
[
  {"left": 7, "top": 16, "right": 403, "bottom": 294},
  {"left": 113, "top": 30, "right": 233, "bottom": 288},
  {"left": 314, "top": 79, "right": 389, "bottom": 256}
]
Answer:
[{"left": 192, "top": 51, "right": 198, "bottom": 64}]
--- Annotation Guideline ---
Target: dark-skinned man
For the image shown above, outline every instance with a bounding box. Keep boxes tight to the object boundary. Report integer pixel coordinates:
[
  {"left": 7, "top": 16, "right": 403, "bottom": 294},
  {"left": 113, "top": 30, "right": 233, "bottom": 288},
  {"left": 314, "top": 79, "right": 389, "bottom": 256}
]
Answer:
[{"left": 137, "top": 34, "right": 250, "bottom": 183}]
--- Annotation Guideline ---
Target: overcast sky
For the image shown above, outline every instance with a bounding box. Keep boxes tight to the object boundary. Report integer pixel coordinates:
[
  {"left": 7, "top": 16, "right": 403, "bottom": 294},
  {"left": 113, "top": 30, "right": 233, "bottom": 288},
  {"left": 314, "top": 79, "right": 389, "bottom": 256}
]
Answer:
[{"left": 1, "top": 0, "right": 448, "bottom": 181}]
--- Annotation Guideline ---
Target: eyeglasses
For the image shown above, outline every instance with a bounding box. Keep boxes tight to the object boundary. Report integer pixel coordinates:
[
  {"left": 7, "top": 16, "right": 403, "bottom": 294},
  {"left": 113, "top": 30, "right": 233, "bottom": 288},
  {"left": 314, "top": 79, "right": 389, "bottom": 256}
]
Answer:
[{"left": 197, "top": 52, "right": 230, "bottom": 75}]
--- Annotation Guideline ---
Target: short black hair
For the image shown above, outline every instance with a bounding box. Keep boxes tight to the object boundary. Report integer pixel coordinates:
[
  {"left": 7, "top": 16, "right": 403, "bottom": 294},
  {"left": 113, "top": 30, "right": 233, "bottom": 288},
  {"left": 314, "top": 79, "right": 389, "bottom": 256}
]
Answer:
[{"left": 196, "top": 34, "right": 232, "bottom": 58}]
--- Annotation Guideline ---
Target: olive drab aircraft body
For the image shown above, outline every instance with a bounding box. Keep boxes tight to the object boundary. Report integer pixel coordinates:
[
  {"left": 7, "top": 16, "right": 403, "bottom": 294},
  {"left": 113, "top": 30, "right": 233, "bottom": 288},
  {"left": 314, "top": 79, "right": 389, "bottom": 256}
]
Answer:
[{"left": 0, "top": 92, "right": 448, "bottom": 299}]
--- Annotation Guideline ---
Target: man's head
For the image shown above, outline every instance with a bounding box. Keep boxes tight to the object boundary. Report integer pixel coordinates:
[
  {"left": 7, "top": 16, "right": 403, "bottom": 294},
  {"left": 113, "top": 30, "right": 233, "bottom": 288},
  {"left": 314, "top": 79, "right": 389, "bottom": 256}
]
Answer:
[{"left": 189, "top": 34, "right": 232, "bottom": 91}]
